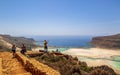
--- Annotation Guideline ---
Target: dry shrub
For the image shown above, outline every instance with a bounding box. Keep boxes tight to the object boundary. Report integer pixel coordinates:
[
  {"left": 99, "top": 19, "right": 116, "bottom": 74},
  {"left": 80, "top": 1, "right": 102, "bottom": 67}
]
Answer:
[
  {"left": 89, "top": 65, "right": 117, "bottom": 75},
  {"left": 31, "top": 53, "right": 117, "bottom": 75}
]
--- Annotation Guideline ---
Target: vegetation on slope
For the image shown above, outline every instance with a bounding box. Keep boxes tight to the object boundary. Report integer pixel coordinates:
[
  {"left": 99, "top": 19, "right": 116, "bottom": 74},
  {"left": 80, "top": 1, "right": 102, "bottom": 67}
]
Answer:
[{"left": 29, "top": 52, "right": 117, "bottom": 75}]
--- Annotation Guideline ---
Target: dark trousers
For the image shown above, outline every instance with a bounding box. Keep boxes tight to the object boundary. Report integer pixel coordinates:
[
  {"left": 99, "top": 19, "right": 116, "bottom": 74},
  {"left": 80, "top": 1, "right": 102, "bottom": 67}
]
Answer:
[{"left": 20, "top": 50, "right": 25, "bottom": 54}]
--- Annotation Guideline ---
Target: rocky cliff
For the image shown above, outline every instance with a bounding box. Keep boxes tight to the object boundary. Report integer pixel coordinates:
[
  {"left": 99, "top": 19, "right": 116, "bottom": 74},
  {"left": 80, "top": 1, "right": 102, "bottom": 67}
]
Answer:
[
  {"left": 0, "top": 34, "right": 39, "bottom": 50},
  {"left": 91, "top": 34, "right": 120, "bottom": 49}
]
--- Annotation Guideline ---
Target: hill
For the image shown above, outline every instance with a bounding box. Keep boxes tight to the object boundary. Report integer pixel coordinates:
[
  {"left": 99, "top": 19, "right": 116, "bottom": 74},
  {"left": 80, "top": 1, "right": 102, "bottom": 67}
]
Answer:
[
  {"left": 0, "top": 34, "right": 39, "bottom": 51},
  {"left": 91, "top": 34, "right": 120, "bottom": 49}
]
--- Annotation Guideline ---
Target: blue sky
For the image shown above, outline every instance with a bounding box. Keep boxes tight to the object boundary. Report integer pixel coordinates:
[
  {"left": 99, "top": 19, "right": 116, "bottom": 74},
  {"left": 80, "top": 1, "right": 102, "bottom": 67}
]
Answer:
[{"left": 0, "top": 0, "right": 120, "bottom": 36}]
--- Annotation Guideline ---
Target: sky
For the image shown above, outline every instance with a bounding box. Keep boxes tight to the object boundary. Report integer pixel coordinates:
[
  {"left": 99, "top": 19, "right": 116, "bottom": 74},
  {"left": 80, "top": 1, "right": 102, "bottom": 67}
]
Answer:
[{"left": 0, "top": 0, "right": 120, "bottom": 36}]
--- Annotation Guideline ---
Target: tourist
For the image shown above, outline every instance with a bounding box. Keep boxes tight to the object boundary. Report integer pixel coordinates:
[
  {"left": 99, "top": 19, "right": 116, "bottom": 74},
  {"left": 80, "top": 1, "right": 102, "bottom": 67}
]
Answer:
[
  {"left": 44, "top": 40, "right": 48, "bottom": 53},
  {"left": 20, "top": 44, "right": 26, "bottom": 54},
  {"left": 12, "top": 44, "right": 16, "bottom": 58}
]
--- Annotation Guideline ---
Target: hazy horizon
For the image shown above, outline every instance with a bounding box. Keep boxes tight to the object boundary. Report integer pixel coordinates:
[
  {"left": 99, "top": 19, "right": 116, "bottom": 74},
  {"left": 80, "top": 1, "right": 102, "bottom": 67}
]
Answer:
[{"left": 0, "top": 0, "right": 120, "bottom": 36}]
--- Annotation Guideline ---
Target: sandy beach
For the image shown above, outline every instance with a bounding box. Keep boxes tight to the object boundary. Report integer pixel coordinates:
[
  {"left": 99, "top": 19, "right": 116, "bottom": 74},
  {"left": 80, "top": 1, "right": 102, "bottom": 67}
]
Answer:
[
  {"left": 62, "top": 48, "right": 120, "bottom": 74},
  {"left": 63, "top": 48, "right": 120, "bottom": 58}
]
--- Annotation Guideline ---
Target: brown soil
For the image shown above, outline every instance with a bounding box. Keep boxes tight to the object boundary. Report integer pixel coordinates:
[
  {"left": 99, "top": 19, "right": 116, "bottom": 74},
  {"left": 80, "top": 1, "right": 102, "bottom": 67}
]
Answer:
[{"left": 0, "top": 52, "right": 31, "bottom": 75}]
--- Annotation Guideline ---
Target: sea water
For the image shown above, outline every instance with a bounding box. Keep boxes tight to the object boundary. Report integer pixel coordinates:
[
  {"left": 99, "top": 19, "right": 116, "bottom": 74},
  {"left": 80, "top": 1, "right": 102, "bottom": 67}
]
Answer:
[
  {"left": 33, "top": 36, "right": 92, "bottom": 47},
  {"left": 111, "top": 56, "right": 120, "bottom": 69},
  {"left": 78, "top": 56, "right": 120, "bottom": 71},
  {"left": 32, "top": 36, "right": 92, "bottom": 51},
  {"left": 31, "top": 36, "right": 120, "bottom": 71}
]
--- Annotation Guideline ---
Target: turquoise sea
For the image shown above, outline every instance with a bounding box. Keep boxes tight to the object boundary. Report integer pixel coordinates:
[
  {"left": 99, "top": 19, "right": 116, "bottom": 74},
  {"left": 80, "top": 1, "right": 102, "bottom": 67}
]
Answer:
[
  {"left": 111, "top": 56, "right": 120, "bottom": 69},
  {"left": 31, "top": 36, "right": 120, "bottom": 72},
  {"left": 77, "top": 56, "right": 120, "bottom": 72}
]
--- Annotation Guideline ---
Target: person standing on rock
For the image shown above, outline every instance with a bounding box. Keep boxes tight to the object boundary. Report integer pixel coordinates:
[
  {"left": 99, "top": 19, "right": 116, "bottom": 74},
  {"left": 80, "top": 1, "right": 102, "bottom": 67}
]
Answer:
[
  {"left": 20, "top": 44, "right": 26, "bottom": 54},
  {"left": 12, "top": 44, "right": 16, "bottom": 58},
  {"left": 44, "top": 40, "right": 48, "bottom": 53}
]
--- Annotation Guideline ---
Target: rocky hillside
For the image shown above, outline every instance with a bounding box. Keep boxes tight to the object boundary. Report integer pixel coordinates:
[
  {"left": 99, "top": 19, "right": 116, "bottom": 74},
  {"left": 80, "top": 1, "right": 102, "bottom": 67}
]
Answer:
[
  {"left": 91, "top": 34, "right": 120, "bottom": 49},
  {"left": 0, "top": 34, "right": 39, "bottom": 50},
  {"left": 29, "top": 52, "right": 117, "bottom": 75}
]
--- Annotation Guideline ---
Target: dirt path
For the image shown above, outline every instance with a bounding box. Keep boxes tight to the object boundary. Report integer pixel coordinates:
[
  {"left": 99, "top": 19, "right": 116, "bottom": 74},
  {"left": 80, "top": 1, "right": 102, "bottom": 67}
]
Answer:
[{"left": 0, "top": 52, "right": 31, "bottom": 75}]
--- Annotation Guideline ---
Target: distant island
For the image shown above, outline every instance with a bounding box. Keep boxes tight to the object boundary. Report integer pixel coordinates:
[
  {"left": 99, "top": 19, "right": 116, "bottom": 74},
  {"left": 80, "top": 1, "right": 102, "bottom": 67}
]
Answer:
[{"left": 91, "top": 34, "right": 120, "bottom": 49}]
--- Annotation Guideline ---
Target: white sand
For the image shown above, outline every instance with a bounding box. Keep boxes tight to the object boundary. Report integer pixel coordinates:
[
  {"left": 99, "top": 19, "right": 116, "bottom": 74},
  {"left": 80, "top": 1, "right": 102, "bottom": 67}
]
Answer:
[
  {"left": 63, "top": 48, "right": 120, "bottom": 58},
  {"left": 62, "top": 48, "right": 120, "bottom": 74}
]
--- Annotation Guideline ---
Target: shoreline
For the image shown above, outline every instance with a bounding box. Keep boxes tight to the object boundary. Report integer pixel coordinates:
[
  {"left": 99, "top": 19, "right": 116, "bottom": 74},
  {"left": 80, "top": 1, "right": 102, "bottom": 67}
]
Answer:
[
  {"left": 32, "top": 47, "right": 120, "bottom": 74},
  {"left": 62, "top": 48, "right": 120, "bottom": 58},
  {"left": 62, "top": 48, "right": 120, "bottom": 74}
]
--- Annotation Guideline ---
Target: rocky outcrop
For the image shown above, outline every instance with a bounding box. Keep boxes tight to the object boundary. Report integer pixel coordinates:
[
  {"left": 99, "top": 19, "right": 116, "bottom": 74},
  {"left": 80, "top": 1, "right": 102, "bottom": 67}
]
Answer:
[
  {"left": 29, "top": 51, "right": 117, "bottom": 75},
  {"left": 16, "top": 52, "right": 60, "bottom": 75},
  {"left": 91, "top": 34, "right": 120, "bottom": 49},
  {"left": 89, "top": 65, "right": 117, "bottom": 75}
]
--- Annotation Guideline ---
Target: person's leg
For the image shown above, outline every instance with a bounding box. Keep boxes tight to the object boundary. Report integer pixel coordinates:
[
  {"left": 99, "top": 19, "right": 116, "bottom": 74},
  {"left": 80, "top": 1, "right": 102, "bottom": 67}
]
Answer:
[
  {"left": 12, "top": 50, "right": 15, "bottom": 58},
  {"left": 46, "top": 48, "right": 48, "bottom": 53},
  {"left": 44, "top": 47, "right": 46, "bottom": 53},
  {"left": 22, "top": 50, "right": 25, "bottom": 55},
  {"left": 44, "top": 49, "right": 46, "bottom": 53},
  {"left": 44, "top": 48, "right": 47, "bottom": 53},
  {"left": 21, "top": 50, "right": 24, "bottom": 54},
  {"left": 14, "top": 50, "right": 16, "bottom": 57}
]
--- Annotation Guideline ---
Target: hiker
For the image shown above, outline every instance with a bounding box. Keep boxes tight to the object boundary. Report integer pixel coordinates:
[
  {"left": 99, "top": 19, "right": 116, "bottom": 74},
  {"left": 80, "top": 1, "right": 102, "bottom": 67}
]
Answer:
[
  {"left": 12, "top": 44, "right": 16, "bottom": 58},
  {"left": 44, "top": 40, "right": 48, "bottom": 53},
  {"left": 20, "top": 44, "right": 26, "bottom": 54}
]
